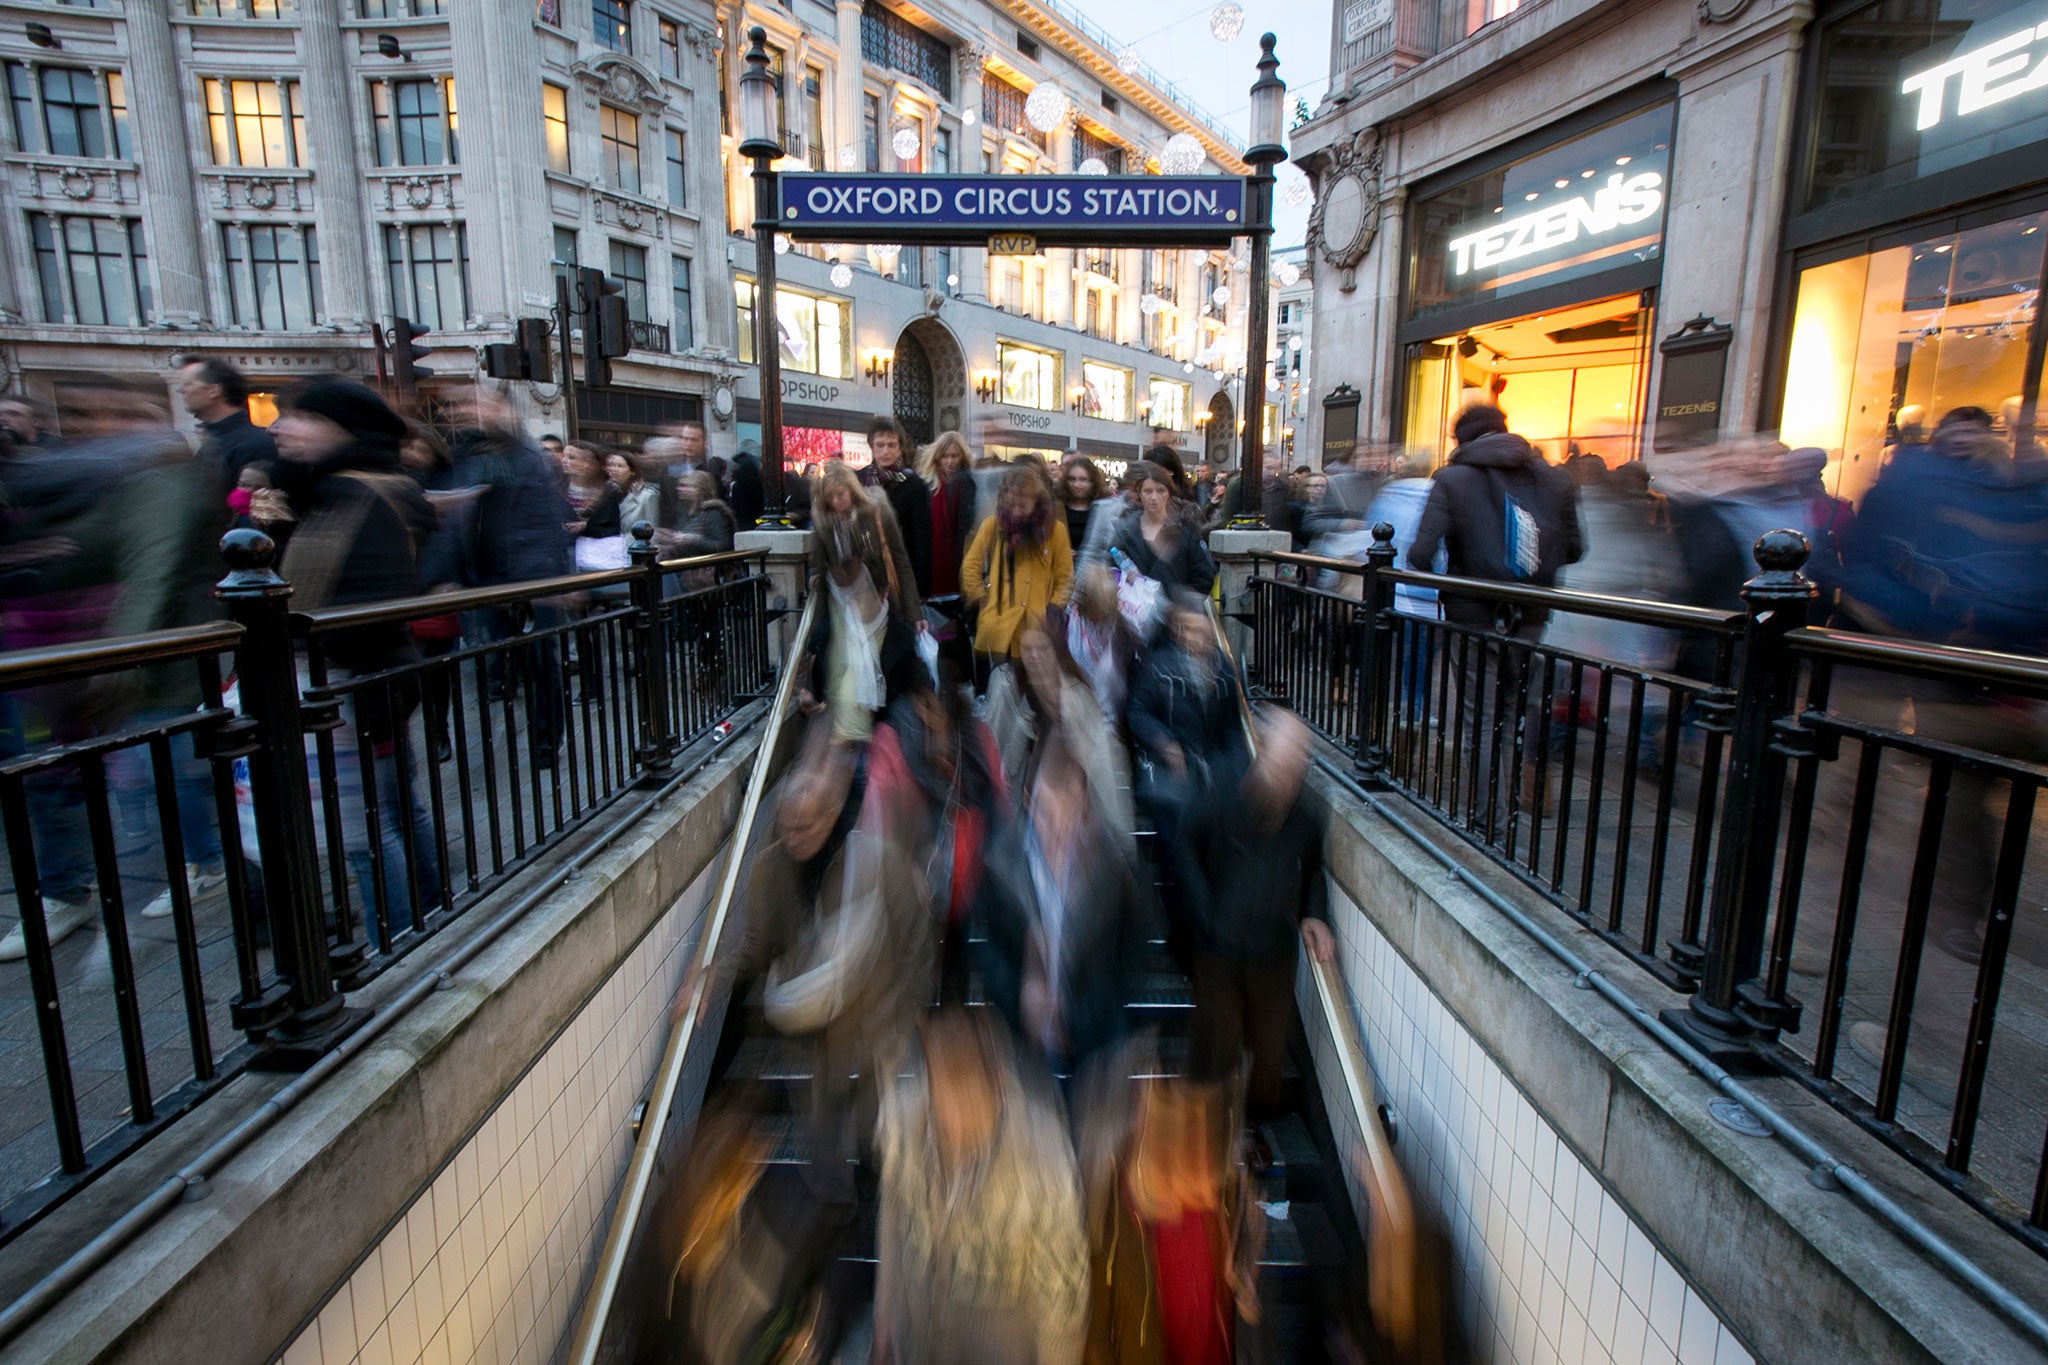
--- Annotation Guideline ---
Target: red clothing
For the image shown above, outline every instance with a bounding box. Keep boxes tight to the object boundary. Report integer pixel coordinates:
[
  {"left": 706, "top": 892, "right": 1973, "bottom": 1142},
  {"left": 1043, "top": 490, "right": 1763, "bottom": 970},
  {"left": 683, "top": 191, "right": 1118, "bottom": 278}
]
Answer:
[{"left": 1146, "top": 1205, "right": 1230, "bottom": 1365}]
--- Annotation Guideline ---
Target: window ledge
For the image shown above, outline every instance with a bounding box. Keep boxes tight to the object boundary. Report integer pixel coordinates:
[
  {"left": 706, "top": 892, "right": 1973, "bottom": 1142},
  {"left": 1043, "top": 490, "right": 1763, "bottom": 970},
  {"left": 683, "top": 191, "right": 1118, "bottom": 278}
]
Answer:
[{"left": 3, "top": 152, "right": 136, "bottom": 171}]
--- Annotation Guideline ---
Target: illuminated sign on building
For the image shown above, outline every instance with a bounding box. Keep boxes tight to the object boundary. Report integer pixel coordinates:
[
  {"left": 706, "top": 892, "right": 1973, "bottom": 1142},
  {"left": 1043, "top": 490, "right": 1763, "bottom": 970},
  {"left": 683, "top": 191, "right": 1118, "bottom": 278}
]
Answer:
[
  {"left": 1900, "top": 18, "right": 2048, "bottom": 130},
  {"left": 1447, "top": 171, "right": 1666, "bottom": 276}
]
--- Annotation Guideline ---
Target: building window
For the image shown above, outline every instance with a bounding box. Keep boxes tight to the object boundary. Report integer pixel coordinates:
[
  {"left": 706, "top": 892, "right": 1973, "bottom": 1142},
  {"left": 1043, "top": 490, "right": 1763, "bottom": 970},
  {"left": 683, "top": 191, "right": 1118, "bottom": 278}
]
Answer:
[
  {"left": 1080, "top": 284, "right": 1118, "bottom": 341},
  {"left": 862, "top": 93, "right": 880, "bottom": 172},
  {"left": 28, "top": 212, "right": 150, "bottom": 325},
  {"left": 383, "top": 221, "right": 470, "bottom": 330},
  {"left": 610, "top": 240, "right": 650, "bottom": 325},
  {"left": 1079, "top": 360, "right": 1131, "bottom": 420},
  {"left": 998, "top": 339, "right": 1060, "bottom": 410},
  {"left": 358, "top": 0, "right": 444, "bottom": 15},
  {"left": 932, "top": 126, "right": 952, "bottom": 174},
  {"left": 202, "top": 78, "right": 307, "bottom": 168},
  {"left": 107, "top": 72, "right": 131, "bottom": 158},
  {"left": 1074, "top": 124, "right": 1124, "bottom": 174},
  {"left": 1014, "top": 31, "right": 1039, "bottom": 60},
  {"left": 370, "top": 76, "right": 458, "bottom": 167},
  {"left": 936, "top": 245, "right": 953, "bottom": 292},
  {"left": 593, "top": 0, "right": 631, "bottom": 52},
  {"left": 1147, "top": 378, "right": 1190, "bottom": 430},
  {"left": 537, "top": 0, "right": 561, "bottom": 24},
  {"left": 552, "top": 224, "right": 578, "bottom": 293},
  {"left": 859, "top": 1, "right": 953, "bottom": 100},
  {"left": 222, "top": 223, "right": 322, "bottom": 330},
  {"left": 38, "top": 66, "right": 108, "bottom": 159},
  {"left": 983, "top": 71, "right": 1027, "bottom": 140},
  {"left": 542, "top": 82, "right": 571, "bottom": 173},
  {"left": 897, "top": 244, "right": 922, "bottom": 288},
  {"left": 659, "top": 18, "right": 681, "bottom": 78},
  {"left": 735, "top": 277, "right": 850, "bottom": 377},
  {"left": 670, "top": 254, "right": 693, "bottom": 350},
  {"left": 190, "top": 0, "right": 295, "bottom": 15},
  {"left": 664, "top": 127, "right": 686, "bottom": 206},
  {"left": 1100, "top": 90, "right": 1119, "bottom": 115},
  {"left": 803, "top": 65, "right": 824, "bottom": 169},
  {"left": 599, "top": 103, "right": 641, "bottom": 194}
]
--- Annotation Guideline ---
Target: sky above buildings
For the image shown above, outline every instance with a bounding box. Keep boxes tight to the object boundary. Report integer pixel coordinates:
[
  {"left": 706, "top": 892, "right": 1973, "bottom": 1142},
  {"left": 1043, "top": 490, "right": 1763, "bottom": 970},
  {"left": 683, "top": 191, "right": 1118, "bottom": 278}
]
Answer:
[{"left": 1082, "top": 0, "right": 1331, "bottom": 246}]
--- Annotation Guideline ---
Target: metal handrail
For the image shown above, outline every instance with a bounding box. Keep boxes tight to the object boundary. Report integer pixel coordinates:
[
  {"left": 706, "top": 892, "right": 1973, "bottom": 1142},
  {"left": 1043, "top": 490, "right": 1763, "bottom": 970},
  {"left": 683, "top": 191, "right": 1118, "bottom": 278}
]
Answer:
[
  {"left": 293, "top": 552, "right": 768, "bottom": 634},
  {"left": 1208, "top": 600, "right": 1426, "bottom": 1349},
  {"left": 0, "top": 621, "right": 243, "bottom": 688},
  {"left": 1790, "top": 624, "right": 2048, "bottom": 695},
  {"left": 564, "top": 589, "right": 818, "bottom": 1365}
]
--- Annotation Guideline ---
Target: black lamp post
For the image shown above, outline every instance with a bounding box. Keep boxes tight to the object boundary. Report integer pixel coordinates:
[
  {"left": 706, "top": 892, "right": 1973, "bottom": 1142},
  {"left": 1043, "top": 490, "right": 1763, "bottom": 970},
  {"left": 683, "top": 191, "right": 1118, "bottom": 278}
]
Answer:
[
  {"left": 739, "top": 26, "right": 791, "bottom": 525},
  {"left": 1232, "top": 33, "right": 1286, "bottom": 528}
]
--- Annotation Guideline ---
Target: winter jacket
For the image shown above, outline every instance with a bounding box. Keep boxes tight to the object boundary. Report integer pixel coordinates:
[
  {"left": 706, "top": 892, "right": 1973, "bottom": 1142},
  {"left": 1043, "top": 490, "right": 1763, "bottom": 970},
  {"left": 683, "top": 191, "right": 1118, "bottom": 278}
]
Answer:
[
  {"left": 1836, "top": 426, "right": 2048, "bottom": 651},
  {"left": 807, "top": 492, "right": 922, "bottom": 622},
  {"left": 1173, "top": 778, "right": 1326, "bottom": 963},
  {"left": 960, "top": 515, "right": 1074, "bottom": 657},
  {"left": 929, "top": 471, "right": 978, "bottom": 599},
  {"left": 1094, "top": 507, "right": 1216, "bottom": 598},
  {"left": 728, "top": 452, "right": 765, "bottom": 530},
  {"left": 972, "top": 815, "right": 1153, "bottom": 1075},
  {"left": 861, "top": 464, "right": 935, "bottom": 597},
  {"left": 200, "top": 409, "right": 277, "bottom": 486},
  {"left": 448, "top": 429, "right": 576, "bottom": 587},
  {"left": 1408, "top": 431, "right": 1582, "bottom": 627},
  {"left": 1125, "top": 644, "right": 1246, "bottom": 781}
]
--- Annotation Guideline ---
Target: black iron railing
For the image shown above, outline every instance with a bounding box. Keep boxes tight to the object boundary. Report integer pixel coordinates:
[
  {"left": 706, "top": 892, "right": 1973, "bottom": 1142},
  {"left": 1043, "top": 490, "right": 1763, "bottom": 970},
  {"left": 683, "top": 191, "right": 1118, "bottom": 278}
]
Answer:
[
  {"left": 0, "top": 529, "right": 772, "bottom": 1239},
  {"left": 1248, "top": 528, "right": 2048, "bottom": 1258}
]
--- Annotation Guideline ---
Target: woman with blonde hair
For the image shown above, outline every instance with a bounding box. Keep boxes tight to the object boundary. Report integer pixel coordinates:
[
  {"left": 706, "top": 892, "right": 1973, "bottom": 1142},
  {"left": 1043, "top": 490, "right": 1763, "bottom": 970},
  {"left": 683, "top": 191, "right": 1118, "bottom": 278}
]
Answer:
[
  {"left": 917, "top": 429, "right": 978, "bottom": 599},
  {"left": 960, "top": 465, "right": 1073, "bottom": 676}
]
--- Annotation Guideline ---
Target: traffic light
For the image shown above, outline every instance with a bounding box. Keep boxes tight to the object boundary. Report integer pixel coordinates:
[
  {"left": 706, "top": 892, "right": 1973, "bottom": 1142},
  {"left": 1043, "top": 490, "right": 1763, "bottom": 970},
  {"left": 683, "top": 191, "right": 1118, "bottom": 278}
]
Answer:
[
  {"left": 517, "top": 316, "right": 553, "bottom": 383},
  {"left": 390, "top": 316, "right": 433, "bottom": 394},
  {"left": 577, "top": 268, "right": 632, "bottom": 387}
]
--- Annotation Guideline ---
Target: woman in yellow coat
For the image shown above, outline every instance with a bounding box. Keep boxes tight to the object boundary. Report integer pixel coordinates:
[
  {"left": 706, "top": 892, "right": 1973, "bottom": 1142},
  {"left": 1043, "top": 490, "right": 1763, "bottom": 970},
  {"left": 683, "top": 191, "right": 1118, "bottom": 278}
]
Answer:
[{"left": 961, "top": 467, "right": 1074, "bottom": 673}]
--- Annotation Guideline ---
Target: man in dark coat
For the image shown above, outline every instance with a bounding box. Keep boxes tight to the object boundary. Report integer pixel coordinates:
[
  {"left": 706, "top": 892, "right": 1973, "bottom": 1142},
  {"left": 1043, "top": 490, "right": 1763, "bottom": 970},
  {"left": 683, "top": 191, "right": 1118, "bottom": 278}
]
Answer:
[
  {"left": 858, "top": 417, "right": 934, "bottom": 598},
  {"left": 178, "top": 357, "right": 276, "bottom": 487},
  {"left": 1174, "top": 710, "right": 1332, "bottom": 1118},
  {"left": 1407, "top": 402, "right": 1582, "bottom": 628}
]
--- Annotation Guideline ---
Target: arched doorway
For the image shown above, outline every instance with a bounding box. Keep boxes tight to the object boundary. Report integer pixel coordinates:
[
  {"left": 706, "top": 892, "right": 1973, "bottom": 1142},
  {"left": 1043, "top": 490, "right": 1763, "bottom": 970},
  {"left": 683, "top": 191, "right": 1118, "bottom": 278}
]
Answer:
[
  {"left": 895, "top": 315, "right": 967, "bottom": 446},
  {"left": 1205, "top": 391, "right": 1235, "bottom": 469},
  {"left": 893, "top": 332, "right": 934, "bottom": 446}
]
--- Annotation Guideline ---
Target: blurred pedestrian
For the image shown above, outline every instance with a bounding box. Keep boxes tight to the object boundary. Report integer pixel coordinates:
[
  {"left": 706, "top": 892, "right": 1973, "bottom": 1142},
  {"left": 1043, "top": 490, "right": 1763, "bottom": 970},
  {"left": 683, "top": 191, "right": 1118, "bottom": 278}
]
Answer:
[
  {"left": 1065, "top": 563, "right": 1144, "bottom": 735},
  {"left": 861, "top": 417, "right": 935, "bottom": 600},
  {"left": 177, "top": 356, "right": 275, "bottom": 487},
  {"left": 1173, "top": 710, "right": 1332, "bottom": 1119},
  {"left": 1128, "top": 594, "right": 1248, "bottom": 858},
  {"left": 805, "top": 461, "right": 922, "bottom": 742},
  {"left": 982, "top": 612, "right": 1134, "bottom": 847},
  {"left": 961, "top": 466, "right": 1075, "bottom": 677},
  {"left": 918, "top": 430, "right": 978, "bottom": 603},
  {"left": 874, "top": 1008, "right": 1089, "bottom": 1365},
  {"left": 1093, "top": 463, "right": 1216, "bottom": 625}
]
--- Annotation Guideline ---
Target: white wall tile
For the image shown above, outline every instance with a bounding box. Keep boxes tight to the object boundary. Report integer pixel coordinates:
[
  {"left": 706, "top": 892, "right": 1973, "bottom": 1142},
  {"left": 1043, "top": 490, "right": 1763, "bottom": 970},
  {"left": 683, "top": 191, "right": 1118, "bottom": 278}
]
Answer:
[{"left": 1309, "top": 880, "right": 1734, "bottom": 1365}]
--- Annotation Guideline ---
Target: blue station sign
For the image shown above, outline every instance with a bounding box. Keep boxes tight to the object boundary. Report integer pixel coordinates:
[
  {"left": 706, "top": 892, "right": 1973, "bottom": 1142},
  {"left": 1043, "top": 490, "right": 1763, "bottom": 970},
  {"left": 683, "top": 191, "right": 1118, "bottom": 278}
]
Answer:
[{"left": 776, "top": 173, "right": 1249, "bottom": 247}]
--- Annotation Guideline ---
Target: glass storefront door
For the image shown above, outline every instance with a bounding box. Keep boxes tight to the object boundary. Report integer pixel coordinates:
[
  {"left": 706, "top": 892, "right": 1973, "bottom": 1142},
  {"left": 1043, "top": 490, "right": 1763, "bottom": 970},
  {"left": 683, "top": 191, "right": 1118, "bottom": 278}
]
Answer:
[
  {"left": 1779, "top": 208, "right": 2045, "bottom": 505},
  {"left": 1404, "top": 292, "right": 1655, "bottom": 466}
]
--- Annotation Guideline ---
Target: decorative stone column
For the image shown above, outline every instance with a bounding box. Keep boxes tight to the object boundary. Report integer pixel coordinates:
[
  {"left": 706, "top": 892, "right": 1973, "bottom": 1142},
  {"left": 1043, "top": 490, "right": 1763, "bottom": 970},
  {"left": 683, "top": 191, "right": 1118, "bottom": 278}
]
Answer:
[
  {"left": 448, "top": 3, "right": 509, "bottom": 324},
  {"left": 835, "top": 0, "right": 863, "bottom": 168},
  {"left": 123, "top": 0, "right": 209, "bottom": 324},
  {"left": 296, "top": 0, "right": 373, "bottom": 325}
]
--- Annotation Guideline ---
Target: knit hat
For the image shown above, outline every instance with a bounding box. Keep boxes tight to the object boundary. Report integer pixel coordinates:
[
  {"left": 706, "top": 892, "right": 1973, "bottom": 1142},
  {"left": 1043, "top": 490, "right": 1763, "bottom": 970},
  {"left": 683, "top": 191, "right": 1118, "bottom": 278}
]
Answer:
[
  {"left": 1452, "top": 402, "right": 1508, "bottom": 446},
  {"left": 283, "top": 376, "right": 406, "bottom": 443}
]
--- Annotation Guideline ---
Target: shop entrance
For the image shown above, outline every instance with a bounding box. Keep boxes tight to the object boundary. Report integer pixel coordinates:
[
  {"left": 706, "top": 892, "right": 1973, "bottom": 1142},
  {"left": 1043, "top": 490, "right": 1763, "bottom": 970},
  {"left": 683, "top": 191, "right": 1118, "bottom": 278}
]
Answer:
[{"left": 1403, "top": 291, "right": 1655, "bottom": 467}]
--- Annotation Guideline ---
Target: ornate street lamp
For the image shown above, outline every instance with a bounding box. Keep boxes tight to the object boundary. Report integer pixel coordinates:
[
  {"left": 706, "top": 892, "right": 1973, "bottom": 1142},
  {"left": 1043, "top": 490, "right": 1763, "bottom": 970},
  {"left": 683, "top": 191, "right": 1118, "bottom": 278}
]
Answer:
[
  {"left": 1233, "top": 33, "right": 1287, "bottom": 527},
  {"left": 739, "top": 27, "right": 792, "bottom": 524}
]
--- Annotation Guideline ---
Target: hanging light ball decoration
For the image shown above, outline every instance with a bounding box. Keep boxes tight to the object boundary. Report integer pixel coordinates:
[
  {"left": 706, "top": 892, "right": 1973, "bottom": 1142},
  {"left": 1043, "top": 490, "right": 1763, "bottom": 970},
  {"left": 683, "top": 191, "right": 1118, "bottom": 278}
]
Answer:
[
  {"left": 1118, "top": 47, "right": 1142, "bottom": 74},
  {"left": 1210, "top": 286, "right": 1230, "bottom": 308},
  {"left": 1213, "top": 369, "right": 1226, "bottom": 382},
  {"left": 1209, "top": 2, "right": 1246, "bottom": 41},
  {"left": 1284, "top": 177, "right": 1311, "bottom": 208},
  {"left": 1079, "top": 156, "right": 1109, "bottom": 176},
  {"left": 1275, "top": 260, "right": 1301, "bottom": 287},
  {"left": 1232, "top": 255, "right": 1249, "bottom": 273},
  {"left": 830, "top": 263, "right": 854, "bottom": 289},
  {"left": 868, "top": 243, "right": 901, "bottom": 272},
  {"left": 946, "top": 273, "right": 959, "bottom": 287},
  {"left": 961, "top": 108, "right": 977, "bottom": 128},
  {"left": 1024, "top": 83, "right": 1070, "bottom": 134},
  {"left": 1183, "top": 361, "right": 1196, "bottom": 374},
  {"left": 891, "top": 126, "right": 921, "bottom": 161},
  {"left": 1139, "top": 294, "right": 1162, "bottom": 316},
  {"left": 773, "top": 234, "right": 791, "bottom": 255},
  {"left": 1160, "top": 133, "right": 1206, "bottom": 175},
  {"left": 837, "top": 145, "right": 858, "bottom": 170},
  {"left": 1289, "top": 334, "right": 1304, "bottom": 350}
]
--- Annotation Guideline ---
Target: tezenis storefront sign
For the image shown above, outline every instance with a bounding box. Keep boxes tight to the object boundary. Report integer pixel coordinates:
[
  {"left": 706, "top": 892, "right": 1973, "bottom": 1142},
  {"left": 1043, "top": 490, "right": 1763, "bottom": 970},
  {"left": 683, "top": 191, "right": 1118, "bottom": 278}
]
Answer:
[
  {"left": 1447, "top": 171, "right": 1666, "bottom": 276},
  {"left": 1408, "top": 100, "right": 1675, "bottom": 321}
]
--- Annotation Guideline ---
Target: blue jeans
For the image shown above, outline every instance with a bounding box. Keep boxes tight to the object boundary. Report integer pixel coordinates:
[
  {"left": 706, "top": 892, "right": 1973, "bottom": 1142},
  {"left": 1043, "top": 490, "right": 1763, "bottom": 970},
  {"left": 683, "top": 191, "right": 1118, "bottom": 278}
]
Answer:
[
  {"left": 311, "top": 690, "right": 443, "bottom": 955},
  {"left": 0, "top": 691, "right": 97, "bottom": 903},
  {"left": 109, "top": 706, "right": 222, "bottom": 873}
]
